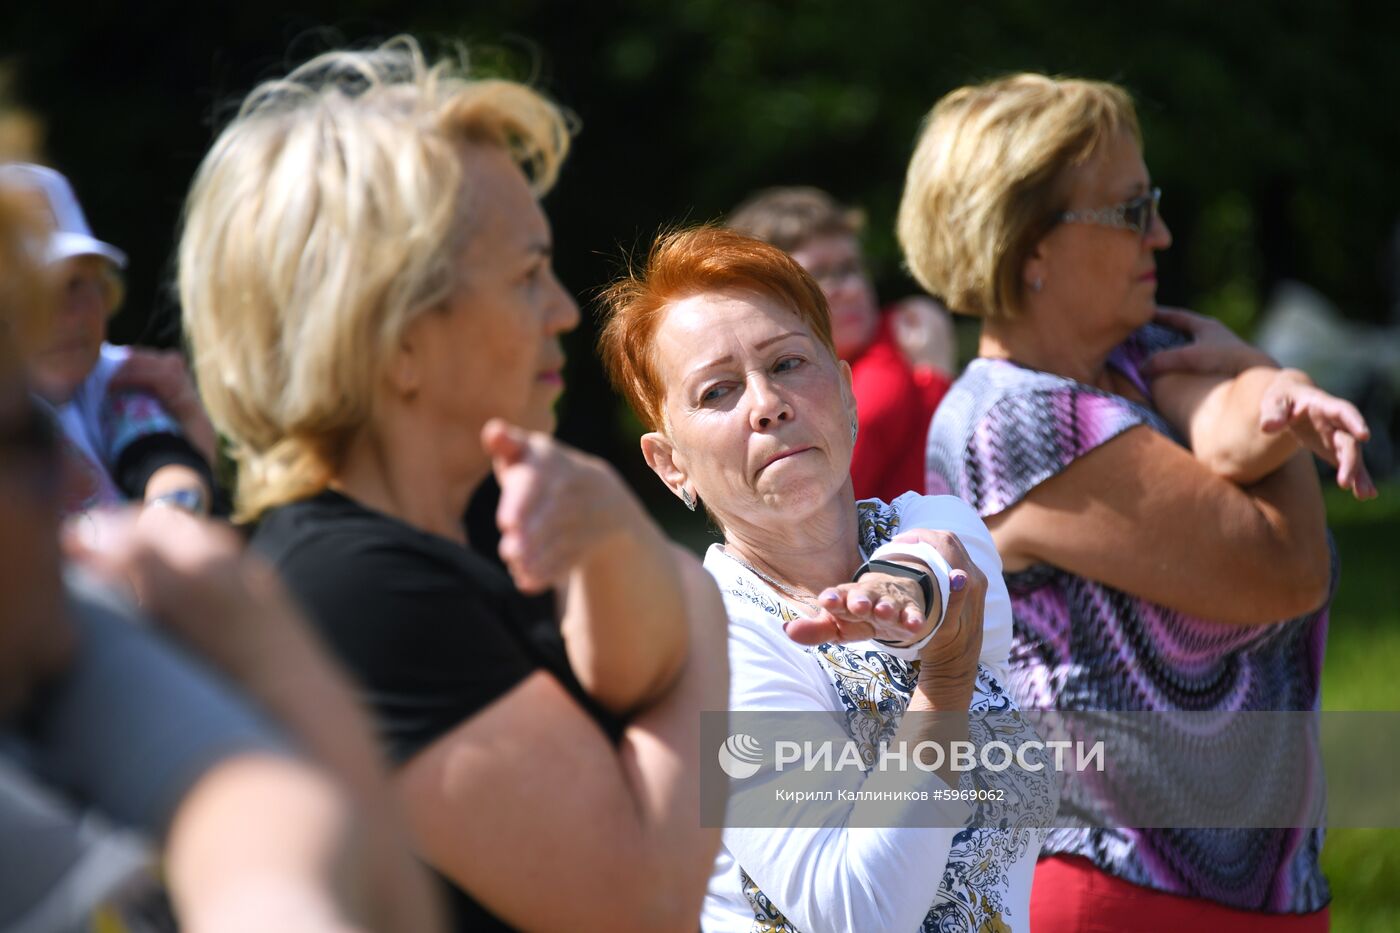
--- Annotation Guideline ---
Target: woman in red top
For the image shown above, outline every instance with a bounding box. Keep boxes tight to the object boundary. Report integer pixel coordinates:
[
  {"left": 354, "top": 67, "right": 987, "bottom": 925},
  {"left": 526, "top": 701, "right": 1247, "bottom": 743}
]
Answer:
[{"left": 728, "top": 186, "right": 950, "bottom": 501}]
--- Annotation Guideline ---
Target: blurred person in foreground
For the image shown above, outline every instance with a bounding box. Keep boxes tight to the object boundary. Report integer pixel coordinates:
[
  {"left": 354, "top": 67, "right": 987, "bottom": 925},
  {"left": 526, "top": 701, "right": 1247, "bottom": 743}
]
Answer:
[
  {"left": 0, "top": 185, "right": 442, "bottom": 932},
  {"left": 901, "top": 72, "right": 1376, "bottom": 931},
  {"left": 729, "top": 187, "right": 952, "bottom": 502},
  {"left": 178, "top": 38, "right": 728, "bottom": 931},
  {"left": 0, "top": 163, "right": 216, "bottom": 516},
  {"left": 600, "top": 226, "right": 1054, "bottom": 932}
]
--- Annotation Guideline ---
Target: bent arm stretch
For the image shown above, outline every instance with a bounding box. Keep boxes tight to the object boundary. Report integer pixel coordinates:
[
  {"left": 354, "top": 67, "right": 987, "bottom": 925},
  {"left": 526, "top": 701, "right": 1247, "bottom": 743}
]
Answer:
[{"left": 559, "top": 504, "right": 690, "bottom": 714}]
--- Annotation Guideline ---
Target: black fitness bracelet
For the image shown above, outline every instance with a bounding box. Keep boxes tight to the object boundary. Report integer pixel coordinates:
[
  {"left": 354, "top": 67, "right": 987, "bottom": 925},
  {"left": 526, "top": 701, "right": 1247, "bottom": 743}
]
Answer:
[{"left": 852, "top": 558, "right": 935, "bottom": 618}]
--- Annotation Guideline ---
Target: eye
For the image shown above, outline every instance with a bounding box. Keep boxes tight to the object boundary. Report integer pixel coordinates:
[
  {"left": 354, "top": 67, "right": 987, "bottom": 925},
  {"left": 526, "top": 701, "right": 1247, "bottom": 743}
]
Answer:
[
  {"left": 774, "top": 356, "right": 804, "bottom": 374},
  {"left": 700, "top": 383, "right": 731, "bottom": 403}
]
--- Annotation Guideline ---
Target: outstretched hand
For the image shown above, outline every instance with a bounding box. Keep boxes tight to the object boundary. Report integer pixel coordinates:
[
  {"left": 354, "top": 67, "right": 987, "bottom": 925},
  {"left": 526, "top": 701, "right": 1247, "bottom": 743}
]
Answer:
[
  {"left": 783, "top": 527, "right": 987, "bottom": 675},
  {"left": 781, "top": 570, "right": 961, "bottom": 648}
]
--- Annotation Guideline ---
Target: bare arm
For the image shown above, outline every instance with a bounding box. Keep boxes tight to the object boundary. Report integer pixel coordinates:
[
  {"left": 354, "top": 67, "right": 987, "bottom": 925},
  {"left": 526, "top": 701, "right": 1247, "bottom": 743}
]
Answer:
[
  {"left": 988, "top": 424, "right": 1330, "bottom": 625},
  {"left": 164, "top": 754, "right": 359, "bottom": 933},
  {"left": 1145, "top": 308, "right": 1374, "bottom": 497},
  {"left": 485, "top": 419, "right": 687, "bottom": 714},
  {"left": 71, "top": 509, "right": 445, "bottom": 933},
  {"left": 397, "top": 546, "right": 728, "bottom": 932}
]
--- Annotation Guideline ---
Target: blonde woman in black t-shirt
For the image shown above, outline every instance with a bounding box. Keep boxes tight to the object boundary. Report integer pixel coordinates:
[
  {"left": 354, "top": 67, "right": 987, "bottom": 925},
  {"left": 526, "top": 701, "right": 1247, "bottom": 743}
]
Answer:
[{"left": 178, "top": 38, "right": 729, "bottom": 932}]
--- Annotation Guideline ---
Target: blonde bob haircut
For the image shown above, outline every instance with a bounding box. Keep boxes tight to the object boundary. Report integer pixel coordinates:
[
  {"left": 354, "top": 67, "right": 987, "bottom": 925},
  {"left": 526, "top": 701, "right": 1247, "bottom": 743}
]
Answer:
[
  {"left": 179, "top": 37, "right": 572, "bottom": 521},
  {"left": 897, "top": 73, "right": 1140, "bottom": 320}
]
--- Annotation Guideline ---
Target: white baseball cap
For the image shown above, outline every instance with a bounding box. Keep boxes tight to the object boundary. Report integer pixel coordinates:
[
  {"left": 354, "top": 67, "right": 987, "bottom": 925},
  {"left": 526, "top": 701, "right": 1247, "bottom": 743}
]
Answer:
[{"left": 0, "top": 162, "right": 128, "bottom": 269}]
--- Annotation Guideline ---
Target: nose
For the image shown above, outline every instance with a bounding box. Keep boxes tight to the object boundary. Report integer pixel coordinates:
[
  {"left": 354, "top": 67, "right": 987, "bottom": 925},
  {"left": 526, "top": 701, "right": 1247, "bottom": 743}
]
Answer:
[
  {"left": 747, "top": 373, "right": 792, "bottom": 431},
  {"left": 1145, "top": 211, "right": 1172, "bottom": 251},
  {"left": 548, "top": 272, "right": 581, "bottom": 335}
]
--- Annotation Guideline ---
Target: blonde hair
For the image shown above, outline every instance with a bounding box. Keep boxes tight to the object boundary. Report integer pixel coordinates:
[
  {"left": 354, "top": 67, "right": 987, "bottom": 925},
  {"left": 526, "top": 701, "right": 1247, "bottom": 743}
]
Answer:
[
  {"left": 897, "top": 73, "right": 1139, "bottom": 319},
  {"left": 179, "top": 37, "right": 572, "bottom": 520}
]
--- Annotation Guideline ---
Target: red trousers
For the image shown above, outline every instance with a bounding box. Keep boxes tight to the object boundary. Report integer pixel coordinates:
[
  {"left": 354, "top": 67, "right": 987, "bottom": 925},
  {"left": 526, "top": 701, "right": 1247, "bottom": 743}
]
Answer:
[{"left": 1031, "top": 856, "right": 1330, "bottom": 932}]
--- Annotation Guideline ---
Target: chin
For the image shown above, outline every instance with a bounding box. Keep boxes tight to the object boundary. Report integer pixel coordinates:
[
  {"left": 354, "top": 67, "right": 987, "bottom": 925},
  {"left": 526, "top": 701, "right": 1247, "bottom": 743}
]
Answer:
[{"left": 519, "top": 406, "right": 557, "bottom": 436}]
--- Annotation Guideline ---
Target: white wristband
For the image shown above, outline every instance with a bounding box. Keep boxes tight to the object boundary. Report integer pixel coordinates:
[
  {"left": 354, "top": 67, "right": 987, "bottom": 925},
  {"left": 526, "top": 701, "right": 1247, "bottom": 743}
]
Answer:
[{"left": 867, "top": 541, "right": 954, "bottom": 659}]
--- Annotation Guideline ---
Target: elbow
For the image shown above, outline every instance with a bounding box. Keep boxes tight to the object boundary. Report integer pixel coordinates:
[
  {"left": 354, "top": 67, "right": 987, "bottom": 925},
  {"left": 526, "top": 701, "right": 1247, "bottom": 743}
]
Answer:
[
  {"left": 1201, "top": 446, "right": 1270, "bottom": 487},
  {"left": 1276, "top": 545, "right": 1332, "bottom": 619},
  {"left": 1235, "top": 537, "right": 1331, "bottom": 624}
]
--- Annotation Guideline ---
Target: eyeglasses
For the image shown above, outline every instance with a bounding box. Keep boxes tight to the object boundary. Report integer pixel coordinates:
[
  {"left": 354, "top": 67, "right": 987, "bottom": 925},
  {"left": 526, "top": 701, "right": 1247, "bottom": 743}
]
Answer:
[{"left": 1057, "top": 187, "right": 1162, "bottom": 237}]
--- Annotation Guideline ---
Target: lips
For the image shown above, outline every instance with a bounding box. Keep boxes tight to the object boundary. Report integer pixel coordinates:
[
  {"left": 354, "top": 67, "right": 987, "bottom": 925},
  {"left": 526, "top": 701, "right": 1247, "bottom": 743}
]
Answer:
[
  {"left": 537, "top": 356, "right": 566, "bottom": 385},
  {"left": 758, "top": 446, "right": 813, "bottom": 473}
]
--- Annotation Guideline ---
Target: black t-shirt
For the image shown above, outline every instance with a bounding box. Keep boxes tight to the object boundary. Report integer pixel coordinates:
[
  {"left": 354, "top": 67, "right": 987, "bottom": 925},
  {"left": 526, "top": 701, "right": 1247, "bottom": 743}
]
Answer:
[{"left": 252, "top": 489, "right": 621, "bottom": 931}]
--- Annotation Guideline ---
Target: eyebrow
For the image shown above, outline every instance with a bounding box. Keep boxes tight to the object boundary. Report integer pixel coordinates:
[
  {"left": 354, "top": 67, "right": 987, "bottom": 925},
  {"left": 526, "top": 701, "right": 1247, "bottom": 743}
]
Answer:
[{"left": 688, "top": 330, "right": 809, "bottom": 377}]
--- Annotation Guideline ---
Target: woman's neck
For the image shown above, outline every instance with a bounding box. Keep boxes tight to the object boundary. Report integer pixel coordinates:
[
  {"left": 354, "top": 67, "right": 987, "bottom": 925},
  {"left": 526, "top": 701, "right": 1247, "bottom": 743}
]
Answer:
[
  {"left": 721, "top": 489, "right": 863, "bottom": 598},
  {"left": 979, "top": 313, "right": 1122, "bottom": 388},
  {"left": 331, "top": 417, "right": 488, "bottom": 546}
]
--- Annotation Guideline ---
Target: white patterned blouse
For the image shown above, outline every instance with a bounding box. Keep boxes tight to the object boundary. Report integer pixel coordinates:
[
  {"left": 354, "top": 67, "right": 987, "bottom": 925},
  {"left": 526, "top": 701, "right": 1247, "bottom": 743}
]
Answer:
[{"left": 700, "top": 493, "right": 1053, "bottom": 933}]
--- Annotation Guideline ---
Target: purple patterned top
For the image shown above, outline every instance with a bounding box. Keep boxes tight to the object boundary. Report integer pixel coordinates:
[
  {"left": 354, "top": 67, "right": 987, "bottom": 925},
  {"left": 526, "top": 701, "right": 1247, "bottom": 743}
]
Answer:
[{"left": 926, "top": 323, "right": 1330, "bottom": 914}]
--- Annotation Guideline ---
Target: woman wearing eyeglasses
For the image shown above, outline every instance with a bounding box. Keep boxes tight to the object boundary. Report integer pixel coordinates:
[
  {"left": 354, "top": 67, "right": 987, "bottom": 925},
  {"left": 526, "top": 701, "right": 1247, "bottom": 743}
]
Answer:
[{"left": 899, "top": 74, "right": 1374, "bottom": 931}]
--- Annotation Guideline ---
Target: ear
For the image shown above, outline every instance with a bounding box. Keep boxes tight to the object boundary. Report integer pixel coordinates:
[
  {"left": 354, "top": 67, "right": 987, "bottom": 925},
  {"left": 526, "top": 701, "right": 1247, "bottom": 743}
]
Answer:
[
  {"left": 640, "top": 430, "right": 690, "bottom": 502},
  {"left": 1022, "top": 235, "right": 1053, "bottom": 295},
  {"left": 837, "top": 359, "right": 856, "bottom": 419},
  {"left": 386, "top": 317, "right": 426, "bottom": 397}
]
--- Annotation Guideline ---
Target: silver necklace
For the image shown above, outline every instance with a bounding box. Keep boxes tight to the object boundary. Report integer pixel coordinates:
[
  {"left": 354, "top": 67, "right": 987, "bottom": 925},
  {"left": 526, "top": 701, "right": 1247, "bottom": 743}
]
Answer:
[{"left": 719, "top": 545, "right": 819, "bottom": 609}]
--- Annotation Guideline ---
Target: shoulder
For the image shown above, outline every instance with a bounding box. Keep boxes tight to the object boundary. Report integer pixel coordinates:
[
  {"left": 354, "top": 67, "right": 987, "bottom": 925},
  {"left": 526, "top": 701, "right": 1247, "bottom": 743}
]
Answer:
[
  {"left": 255, "top": 494, "right": 548, "bottom": 763},
  {"left": 253, "top": 493, "right": 524, "bottom": 656},
  {"left": 889, "top": 490, "right": 982, "bottom": 526},
  {"left": 929, "top": 360, "right": 1154, "bottom": 515}
]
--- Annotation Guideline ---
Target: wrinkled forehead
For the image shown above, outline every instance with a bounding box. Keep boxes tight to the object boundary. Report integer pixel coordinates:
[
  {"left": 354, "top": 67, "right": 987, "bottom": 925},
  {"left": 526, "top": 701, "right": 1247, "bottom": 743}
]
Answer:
[{"left": 650, "top": 287, "right": 821, "bottom": 388}]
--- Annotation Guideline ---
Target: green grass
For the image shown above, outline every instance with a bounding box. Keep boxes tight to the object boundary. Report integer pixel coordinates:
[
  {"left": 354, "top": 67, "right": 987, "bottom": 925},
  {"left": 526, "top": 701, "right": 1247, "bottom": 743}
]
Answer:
[{"left": 1319, "top": 483, "right": 1400, "bottom": 931}]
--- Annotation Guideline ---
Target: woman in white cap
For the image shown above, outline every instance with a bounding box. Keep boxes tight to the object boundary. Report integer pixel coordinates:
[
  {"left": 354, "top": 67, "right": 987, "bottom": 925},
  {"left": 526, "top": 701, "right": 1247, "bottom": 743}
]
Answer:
[{"left": 0, "top": 163, "right": 215, "bottom": 515}]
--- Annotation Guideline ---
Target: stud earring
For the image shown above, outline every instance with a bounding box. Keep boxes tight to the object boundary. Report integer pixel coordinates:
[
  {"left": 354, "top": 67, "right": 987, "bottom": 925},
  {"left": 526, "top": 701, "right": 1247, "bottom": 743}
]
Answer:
[{"left": 1031, "top": 277, "right": 1044, "bottom": 293}]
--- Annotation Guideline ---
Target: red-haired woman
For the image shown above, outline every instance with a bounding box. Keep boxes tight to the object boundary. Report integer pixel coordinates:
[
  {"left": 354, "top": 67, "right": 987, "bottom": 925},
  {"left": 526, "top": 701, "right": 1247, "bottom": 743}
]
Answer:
[{"left": 600, "top": 225, "right": 1053, "bottom": 933}]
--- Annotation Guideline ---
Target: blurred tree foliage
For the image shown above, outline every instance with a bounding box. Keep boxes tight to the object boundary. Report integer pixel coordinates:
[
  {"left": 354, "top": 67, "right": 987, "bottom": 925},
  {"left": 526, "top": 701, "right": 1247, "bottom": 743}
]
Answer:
[{"left": 4, "top": 0, "right": 1398, "bottom": 498}]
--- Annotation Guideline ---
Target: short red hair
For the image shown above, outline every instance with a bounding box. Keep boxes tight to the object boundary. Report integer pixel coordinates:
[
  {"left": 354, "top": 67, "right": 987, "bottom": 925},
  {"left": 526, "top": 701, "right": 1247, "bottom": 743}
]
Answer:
[{"left": 598, "top": 226, "right": 835, "bottom": 432}]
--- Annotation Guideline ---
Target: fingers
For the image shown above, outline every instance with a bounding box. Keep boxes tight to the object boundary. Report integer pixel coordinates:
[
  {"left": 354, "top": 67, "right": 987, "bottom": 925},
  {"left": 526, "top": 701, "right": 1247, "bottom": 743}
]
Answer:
[
  {"left": 481, "top": 418, "right": 530, "bottom": 468},
  {"left": 782, "top": 616, "right": 840, "bottom": 647},
  {"left": 1259, "top": 387, "right": 1295, "bottom": 433},
  {"left": 110, "top": 349, "right": 189, "bottom": 399},
  {"left": 813, "top": 581, "right": 927, "bottom": 645},
  {"left": 1320, "top": 394, "right": 1371, "bottom": 442},
  {"left": 1350, "top": 460, "right": 1379, "bottom": 501},
  {"left": 1152, "top": 306, "right": 1209, "bottom": 333},
  {"left": 942, "top": 570, "right": 970, "bottom": 626}
]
